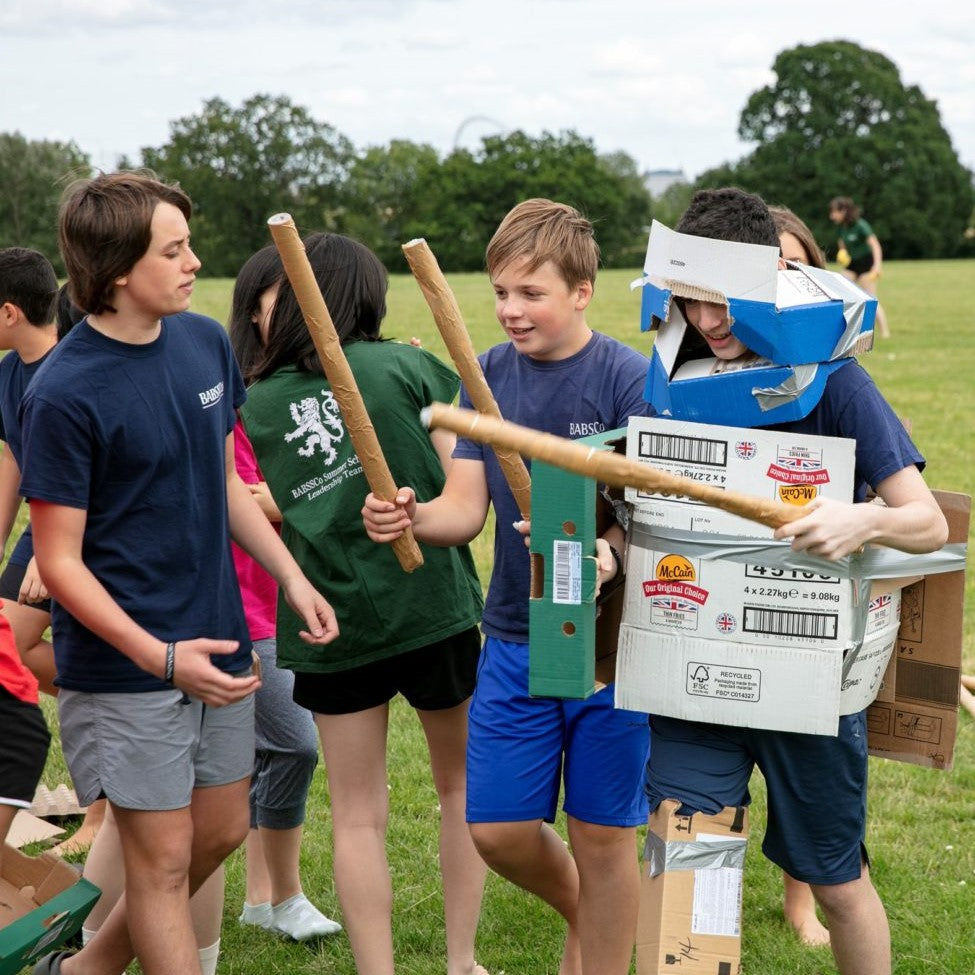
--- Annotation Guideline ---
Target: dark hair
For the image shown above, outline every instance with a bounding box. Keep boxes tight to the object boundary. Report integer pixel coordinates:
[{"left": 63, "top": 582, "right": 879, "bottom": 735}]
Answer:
[
  {"left": 58, "top": 171, "right": 192, "bottom": 315},
  {"left": 55, "top": 282, "right": 86, "bottom": 340},
  {"left": 248, "top": 232, "right": 388, "bottom": 383},
  {"left": 769, "top": 206, "right": 826, "bottom": 269},
  {"left": 676, "top": 187, "right": 778, "bottom": 246},
  {"left": 828, "top": 196, "right": 860, "bottom": 225},
  {"left": 0, "top": 247, "right": 58, "bottom": 325},
  {"left": 228, "top": 245, "right": 283, "bottom": 383},
  {"left": 486, "top": 198, "right": 598, "bottom": 288}
]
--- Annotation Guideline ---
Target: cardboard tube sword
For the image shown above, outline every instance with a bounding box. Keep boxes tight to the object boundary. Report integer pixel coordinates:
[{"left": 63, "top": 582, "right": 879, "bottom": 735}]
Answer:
[
  {"left": 268, "top": 214, "right": 424, "bottom": 572},
  {"left": 421, "top": 402, "right": 807, "bottom": 531},
  {"left": 402, "top": 238, "right": 533, "bottom": 519}
]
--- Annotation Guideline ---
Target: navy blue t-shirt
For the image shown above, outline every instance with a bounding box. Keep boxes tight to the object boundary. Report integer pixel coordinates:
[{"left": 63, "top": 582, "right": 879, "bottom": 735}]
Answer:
[
  {"left": 768, "top": 360, "right": 924, "bottom": 500},
  {"left": 19, "top": 313, "right": 251, "bottom": 692},
  {"left": 0, "top": 348, "right": 52, "bottom": 565},
  {"left": 453, "top": 331, "right": 652, "bottom": 642}
]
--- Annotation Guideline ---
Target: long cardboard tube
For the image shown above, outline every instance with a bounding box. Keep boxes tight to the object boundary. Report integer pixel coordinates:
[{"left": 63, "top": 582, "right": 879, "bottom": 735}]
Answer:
[
  {"left": 402, "top": 238, "right": 533, "bottom": 519},
  {"left": 422, "top": 402, "right": 806, "bottom": 530},
  {"left": 268, "top": 214, "right": 423, "bottom": 572},
  {"left": 960, "top": 684, "right": 975, "bottom": 720}
]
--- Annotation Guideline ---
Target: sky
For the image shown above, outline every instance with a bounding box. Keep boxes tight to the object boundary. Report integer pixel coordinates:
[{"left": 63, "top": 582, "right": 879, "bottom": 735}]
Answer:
[{"left": 3, "top": 0, "right": 974, "bottom": 183}]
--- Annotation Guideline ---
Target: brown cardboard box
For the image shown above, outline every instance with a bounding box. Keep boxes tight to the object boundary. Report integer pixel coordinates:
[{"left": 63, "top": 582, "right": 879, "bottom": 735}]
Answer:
[
  {"left": 866, "top": 490, "right": 970, "bottom": 769},
  {"left": 0, "top": 846, "right": 100, "bottom": 975},
  {"left": 637, "top": 800, "right": 748, "bottom": 975}
]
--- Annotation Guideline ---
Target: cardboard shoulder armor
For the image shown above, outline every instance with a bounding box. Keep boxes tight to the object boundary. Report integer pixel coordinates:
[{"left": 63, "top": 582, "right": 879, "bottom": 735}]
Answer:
[{"left": 633, "top": 220, "right": 878, "bottom": 427}]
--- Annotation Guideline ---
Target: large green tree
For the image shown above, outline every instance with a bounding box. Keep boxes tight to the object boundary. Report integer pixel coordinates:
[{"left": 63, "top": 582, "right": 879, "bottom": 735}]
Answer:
[
  {"left": 141, "top": 94, "right": 354, "bottom": 276},
  {"left": 397, "top": 130, "right": 652, "bottom": 273},
  {"left": 0, "top": 133, "right": 91, "bottom": 274},
  {"left": 696, "top": 40, "right": 973, "bottom": 258}
]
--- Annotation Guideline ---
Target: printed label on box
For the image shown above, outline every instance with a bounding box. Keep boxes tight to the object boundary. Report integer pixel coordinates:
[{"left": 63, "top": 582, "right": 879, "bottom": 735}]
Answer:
[
  {"left": 552, "top": 540, "right": 582, "bottom": 605},
  {"left": 687, "top": 663, "right": 761, "bottom": 702}
]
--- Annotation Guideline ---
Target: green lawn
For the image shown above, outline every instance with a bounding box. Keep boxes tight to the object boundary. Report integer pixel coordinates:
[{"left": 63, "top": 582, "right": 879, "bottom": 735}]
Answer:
[{"left": 24, "top": 258, "right": 975, "bottom": 973}]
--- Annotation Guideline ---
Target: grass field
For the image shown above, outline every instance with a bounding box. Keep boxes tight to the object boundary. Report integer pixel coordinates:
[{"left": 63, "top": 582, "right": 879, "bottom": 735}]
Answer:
[{"left": 23, "top": 258, "right": 975, "bottom": 974}]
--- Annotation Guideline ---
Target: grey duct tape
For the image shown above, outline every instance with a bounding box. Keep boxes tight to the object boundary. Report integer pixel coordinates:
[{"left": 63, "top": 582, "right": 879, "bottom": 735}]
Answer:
[
  {"left": 629, "top": 521, "right": 967, "bottom": 582},
  {"left": 752, "top": 363, "right": 820, "bottom": 413},
  {"left": 799, "top": 263, "right": 871, "bottom": 360},
  {"left": 644, "top": 830, "right": 748, "bottom": 878}
]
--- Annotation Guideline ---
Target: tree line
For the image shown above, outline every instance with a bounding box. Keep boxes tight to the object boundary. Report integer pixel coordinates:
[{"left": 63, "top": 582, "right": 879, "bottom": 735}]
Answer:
[{"left": 2, "top": 40, "right": 972, "bottom": 279}]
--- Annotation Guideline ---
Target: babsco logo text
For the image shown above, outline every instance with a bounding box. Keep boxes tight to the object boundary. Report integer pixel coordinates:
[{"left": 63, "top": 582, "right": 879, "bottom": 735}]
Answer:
[
  {"left": 778, "top": 484, "right": 818, "bottom": 505},
  {"left": 568, "top": 420, "right": 606, "bottom": 437},
  {"left": 655, "top": 554, "right": 695, "bottom": 581},
  {"left": 198, "top": 381, "right": 224, "bottom": 407}
]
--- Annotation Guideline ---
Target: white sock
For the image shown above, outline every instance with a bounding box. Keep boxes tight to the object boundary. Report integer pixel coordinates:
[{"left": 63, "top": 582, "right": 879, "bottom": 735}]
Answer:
[{"left": 198, "top": 939, "right": 220, "bottom": 975}]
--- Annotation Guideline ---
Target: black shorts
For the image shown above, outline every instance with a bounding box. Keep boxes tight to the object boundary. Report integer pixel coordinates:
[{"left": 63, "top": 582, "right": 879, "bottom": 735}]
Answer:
[
  {"left": 0, "top": 560, "right": 52, "bottom": 614},
  {"left": 0, "top": 687, "right": 50, "bottom": 805},
  {"left": 847, "top": 254, "right": 874, "bottom": 278},
  {"left": 293, "top": 627, "right": 482, "bottom": 716}
]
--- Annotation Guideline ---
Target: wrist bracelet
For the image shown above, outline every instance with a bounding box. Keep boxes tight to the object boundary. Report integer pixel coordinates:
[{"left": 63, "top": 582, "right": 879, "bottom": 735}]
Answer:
[
  {"left": 164, "top": 641, "right": 176, "bottom": 684},
  {"left": 608, "top": 545, "right": 623, "bottom": 580}
]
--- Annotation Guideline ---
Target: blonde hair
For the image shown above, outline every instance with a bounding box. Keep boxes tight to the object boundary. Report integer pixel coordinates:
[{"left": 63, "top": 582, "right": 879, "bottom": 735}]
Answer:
[{"left": 486, "top": 198, "right": 598, "bottom": 288}]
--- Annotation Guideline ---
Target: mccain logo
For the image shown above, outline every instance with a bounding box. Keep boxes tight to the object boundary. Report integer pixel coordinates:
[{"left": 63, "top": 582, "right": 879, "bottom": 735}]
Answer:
[{"left": 655, "top": 554, "right": 695, "bottom": 581}]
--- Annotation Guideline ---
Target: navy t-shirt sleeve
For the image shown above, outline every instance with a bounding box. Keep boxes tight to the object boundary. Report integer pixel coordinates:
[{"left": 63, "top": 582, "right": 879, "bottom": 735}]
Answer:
[{"left": 20, "top": 394, "right": 94, "bottom": 510}]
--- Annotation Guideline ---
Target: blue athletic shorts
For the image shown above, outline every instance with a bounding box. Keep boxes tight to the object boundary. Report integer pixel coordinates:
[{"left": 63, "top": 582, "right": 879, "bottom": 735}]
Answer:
[
  {"left": 644, "top": 712, "right": 869, "bottom": 885},
  {"left": 466, "top": 636, "right": 649, "bottom": 827}
]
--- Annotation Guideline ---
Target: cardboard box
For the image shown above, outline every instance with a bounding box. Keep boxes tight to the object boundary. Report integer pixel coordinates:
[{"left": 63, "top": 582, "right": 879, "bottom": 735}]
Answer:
[
  {"left": 528, "top": 428, "right": 627, "bottom": 699},
  {"left": 623, "top": 414, "right": 857, "bottom": 538},
  {"left": 865, "top": 490, "right": 970, "bottom": 769},
  {"left": 0, "top": 846, "right": 100, "bottom": 975},
  {"left": 637, "top": 800, "right": 748, "bottom": 975},
  {"left": 633, "top": 220, "right": 876, "bottom": 428}
]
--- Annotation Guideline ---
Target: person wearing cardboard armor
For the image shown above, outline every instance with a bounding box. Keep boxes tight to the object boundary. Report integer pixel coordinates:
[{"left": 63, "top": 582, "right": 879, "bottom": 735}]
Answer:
[
  {"left": 364, "top": 199, "right": 653, "bottom": 975},
  {"left": 828, "top": 196, "right": 889, "bottom": 339},
  {"left": 637, "top": 188, "right": 947, "bottom": 975},
  {"left": 20, "top": 171, "right": 339, "bottom": 975},
  {"left": 240, "top": 233, "right": 488, "bottom": 975}
]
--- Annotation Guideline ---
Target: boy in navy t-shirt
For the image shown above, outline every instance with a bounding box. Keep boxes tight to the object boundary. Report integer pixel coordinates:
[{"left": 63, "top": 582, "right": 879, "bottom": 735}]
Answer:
[
  {"left": 364, "top": 199, "right": 652, "bottom": 975},
  {"left": 643, "top": 188, "right": 947, "bottom": 975},
  {"left": 21, "top": 172, "right": 339, "bottom": 975}
]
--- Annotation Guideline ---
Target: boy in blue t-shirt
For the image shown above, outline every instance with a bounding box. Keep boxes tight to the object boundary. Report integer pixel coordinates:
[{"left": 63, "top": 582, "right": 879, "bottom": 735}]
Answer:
[
  {"left": 364, "top": 199, "right": 652, "bottom": 975},
  {"left": 21, "top": 172, "right": 340, "bottom": 975},
  {"left": 643, "top": 188, "right": 947, "bottom": 975},
  {"left": 0, "top": 247, "right": 58, "bottom": 695}
]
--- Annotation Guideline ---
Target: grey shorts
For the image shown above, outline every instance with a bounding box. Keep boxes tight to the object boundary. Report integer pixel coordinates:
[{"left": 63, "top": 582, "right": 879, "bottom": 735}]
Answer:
[{"left": 58, "top": 686, "right": 255, "bottom": 811}]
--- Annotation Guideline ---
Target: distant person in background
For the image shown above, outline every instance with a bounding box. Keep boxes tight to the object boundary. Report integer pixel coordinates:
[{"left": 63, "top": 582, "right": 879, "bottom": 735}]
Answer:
[{"left": 828, "top": 197, "right": 890, "bottom": 339}]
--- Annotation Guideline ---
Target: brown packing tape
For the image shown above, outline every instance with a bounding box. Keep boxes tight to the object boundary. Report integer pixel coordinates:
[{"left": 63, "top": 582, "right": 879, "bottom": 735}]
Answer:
[
  {"left": 425, "top": 403, "right": 805, "bottom": 530},
  {"left": 402, "top": 238, "right": 532, "bottom": 518},
  {"left": 268, "top": 214, "right": 423, "bottom": 573}
]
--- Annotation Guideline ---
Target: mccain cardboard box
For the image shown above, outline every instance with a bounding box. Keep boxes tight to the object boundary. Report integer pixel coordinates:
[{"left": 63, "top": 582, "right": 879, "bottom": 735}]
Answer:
[
  {"left": 865, "top": 490, "right": 970, "bottom": 769},
  {"left": 528, "top": 427, "right": 628, "bottom": 699},
  {"left": 637, "top": 800, "right": 748, "bottom": 975},
  {"left": 0, "top": 847, "right": 100, "bottom": 975},
  {"left": 623, "top": 415, "right": 856, "bottom": 538},
  {"left": 633, "top": 221, "right": 876, "bottom": 428}
]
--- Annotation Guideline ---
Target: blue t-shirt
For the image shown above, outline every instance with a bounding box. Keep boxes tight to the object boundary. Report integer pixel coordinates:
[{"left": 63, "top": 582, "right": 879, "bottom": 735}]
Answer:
[
  {"left": 453, "top": 331, "right": 652, "bottom": 642},
  {"left": 19, "top": 314, "right": 251, "bottom": 692},
  {"left": 0, "top": 348, "right": 52, "bottom": 565},
  {"left": 768, "top": 360, "right": 924, "bottom": 499}
]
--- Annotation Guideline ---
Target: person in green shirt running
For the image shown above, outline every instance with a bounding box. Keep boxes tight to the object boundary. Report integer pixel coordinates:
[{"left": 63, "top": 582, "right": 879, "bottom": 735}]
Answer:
[{"left": 828, "top": 196, "right": 890, "bottom": 338}]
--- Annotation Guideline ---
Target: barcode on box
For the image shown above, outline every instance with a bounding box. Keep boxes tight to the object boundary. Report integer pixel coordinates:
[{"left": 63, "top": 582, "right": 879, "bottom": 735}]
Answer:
[
  {"left": 743, "top": 607, "right": 839, "bottom": 640},
  {"left": 637, "top": 430, "right": 727, "bottom": 467},
  {"left": 553, "top": 540, "right": 582, "bottom": 605}
]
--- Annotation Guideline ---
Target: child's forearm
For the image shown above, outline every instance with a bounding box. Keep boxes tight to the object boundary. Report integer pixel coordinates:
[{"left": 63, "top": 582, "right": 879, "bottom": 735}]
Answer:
[{"left": 857, "top": 497, "right": 947, "bottom": 554}]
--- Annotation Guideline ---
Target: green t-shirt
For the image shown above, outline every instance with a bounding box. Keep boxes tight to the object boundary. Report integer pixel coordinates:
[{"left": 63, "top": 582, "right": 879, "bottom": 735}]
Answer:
[
  {"left": 241, "top": 340, "right": 483, "bottom": 673},
  {"left": 837, "top": 218, "right": 874, "bottom": 262}
]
